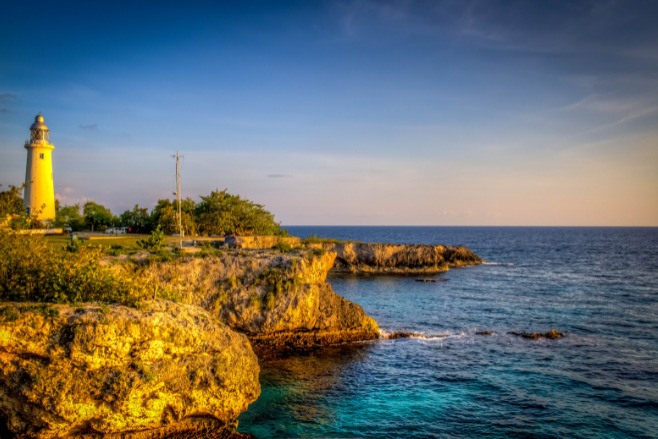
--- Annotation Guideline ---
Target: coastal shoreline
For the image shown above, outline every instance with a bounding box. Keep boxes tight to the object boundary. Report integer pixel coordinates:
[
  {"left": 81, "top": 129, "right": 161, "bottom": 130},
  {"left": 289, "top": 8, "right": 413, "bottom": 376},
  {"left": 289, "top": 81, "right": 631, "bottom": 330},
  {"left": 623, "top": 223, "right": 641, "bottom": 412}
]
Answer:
[{"left": 0, "top": 237, "right": 484, "bottom": 438}]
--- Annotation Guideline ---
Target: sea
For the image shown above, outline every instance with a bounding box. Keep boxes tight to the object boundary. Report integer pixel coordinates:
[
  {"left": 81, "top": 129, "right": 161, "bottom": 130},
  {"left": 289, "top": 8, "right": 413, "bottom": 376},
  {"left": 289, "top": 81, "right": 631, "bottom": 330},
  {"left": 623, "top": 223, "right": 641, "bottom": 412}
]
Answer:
[{"left": 237, "top": 227, "right": 658, "bottom": 439}]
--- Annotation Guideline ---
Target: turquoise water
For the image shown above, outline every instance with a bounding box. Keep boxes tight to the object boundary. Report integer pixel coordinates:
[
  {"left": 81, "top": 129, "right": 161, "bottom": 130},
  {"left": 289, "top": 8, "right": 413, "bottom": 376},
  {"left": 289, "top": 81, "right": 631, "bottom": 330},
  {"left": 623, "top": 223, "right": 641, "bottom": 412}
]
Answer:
[{"left": 238, "top": 227, "right": 658, "bottom": 438}]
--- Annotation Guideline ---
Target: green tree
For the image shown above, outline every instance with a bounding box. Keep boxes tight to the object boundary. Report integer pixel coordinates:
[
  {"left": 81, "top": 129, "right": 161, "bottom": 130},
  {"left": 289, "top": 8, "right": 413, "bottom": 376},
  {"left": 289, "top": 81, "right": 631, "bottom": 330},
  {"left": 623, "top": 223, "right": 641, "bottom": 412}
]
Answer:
[
  {"left": 0, "top": 184, "right": 45, "bottom": 230},
  {"left": 54, "top": 204, "right": 85, "bottom": 231},
  {"left": 194, "top": 189, "right": 283, "bottom": 236},
  {"left": 151, "top": 198, "right": 197, "bottom": 236},
  {"left": 0, "top": 185, "right": 24, "bottom": 218},
  {"left": 119, "top": 204, "right": 152, "bottom": 233},
  {"left": 83, "top": 201, "right": 116, "bottom": 232}
]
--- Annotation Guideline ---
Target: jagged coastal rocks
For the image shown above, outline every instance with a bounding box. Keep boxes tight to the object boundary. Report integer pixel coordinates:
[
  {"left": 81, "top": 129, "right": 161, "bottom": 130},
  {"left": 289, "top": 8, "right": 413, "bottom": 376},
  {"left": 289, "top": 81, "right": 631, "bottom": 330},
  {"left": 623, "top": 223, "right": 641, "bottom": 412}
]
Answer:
[
  {"left": 309, "top": 242, "right": 483, "bottom": 275},
  {"left": 0, "top": 300, "right": 259, "bottom": 438},
  {"left": 507, "top": 330, "right": 565, "bottom": 339},
  {"left": 145, "top": 250, "right": 381, "bottom": 353}
]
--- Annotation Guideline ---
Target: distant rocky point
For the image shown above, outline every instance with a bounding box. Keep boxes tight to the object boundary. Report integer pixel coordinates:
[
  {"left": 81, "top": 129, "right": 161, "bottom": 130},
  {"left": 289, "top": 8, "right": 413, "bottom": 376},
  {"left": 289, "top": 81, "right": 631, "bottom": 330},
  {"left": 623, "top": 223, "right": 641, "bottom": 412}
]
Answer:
[{"left": 310, "top": 242, "right": 483, "bottom": 275}]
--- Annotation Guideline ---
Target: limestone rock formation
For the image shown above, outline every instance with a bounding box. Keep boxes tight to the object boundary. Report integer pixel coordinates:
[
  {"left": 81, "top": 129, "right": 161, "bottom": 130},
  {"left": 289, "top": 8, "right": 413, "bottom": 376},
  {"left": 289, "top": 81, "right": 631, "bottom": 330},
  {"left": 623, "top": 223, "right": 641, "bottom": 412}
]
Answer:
[
  {"left": 311, "top": 242, "right": 482, "bottom": 274},
  {"left": 0, "top": 300, "right": 260, "bottom": 438},
  {"left": 144, "top": 251, "right": 380, "bottom": 351}
]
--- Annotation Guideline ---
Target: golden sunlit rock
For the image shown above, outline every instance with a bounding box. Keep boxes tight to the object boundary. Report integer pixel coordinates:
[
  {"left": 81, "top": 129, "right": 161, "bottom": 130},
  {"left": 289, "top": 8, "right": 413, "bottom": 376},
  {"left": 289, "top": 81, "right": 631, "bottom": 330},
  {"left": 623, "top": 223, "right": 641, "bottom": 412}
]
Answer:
[
  {"left": 0, "top": 300, "right": 260, "bottom": 438},
  {"left": 313, "top": 242, "right": 483, "bottom": 274},
  {"left": 142, "top": 250, "right": 380, "bottom": 352}
]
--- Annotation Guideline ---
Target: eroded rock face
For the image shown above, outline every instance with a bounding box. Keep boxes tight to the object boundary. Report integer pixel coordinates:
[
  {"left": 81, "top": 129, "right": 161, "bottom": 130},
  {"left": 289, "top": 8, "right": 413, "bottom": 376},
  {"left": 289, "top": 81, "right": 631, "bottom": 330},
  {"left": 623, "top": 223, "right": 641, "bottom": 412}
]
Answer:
[
  {"left": 314, "top": 242, "right": 482, "bottom": 274},
  {"left": 144, "top": 251, "right": 380, "bottom": 350},
  {"left": 0, "top": 300, "right": 260, "bottom": 438}
]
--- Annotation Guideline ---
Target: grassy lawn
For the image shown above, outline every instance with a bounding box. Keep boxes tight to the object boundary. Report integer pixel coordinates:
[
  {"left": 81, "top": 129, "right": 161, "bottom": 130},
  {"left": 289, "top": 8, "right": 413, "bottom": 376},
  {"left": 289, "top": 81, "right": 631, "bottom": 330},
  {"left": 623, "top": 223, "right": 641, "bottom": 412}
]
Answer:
[
  {"left": 44, "top": 234, "right": 180, "bottom": 251},
  {"left": 43, "top": 234, "right": 222, "bottom": 252}
]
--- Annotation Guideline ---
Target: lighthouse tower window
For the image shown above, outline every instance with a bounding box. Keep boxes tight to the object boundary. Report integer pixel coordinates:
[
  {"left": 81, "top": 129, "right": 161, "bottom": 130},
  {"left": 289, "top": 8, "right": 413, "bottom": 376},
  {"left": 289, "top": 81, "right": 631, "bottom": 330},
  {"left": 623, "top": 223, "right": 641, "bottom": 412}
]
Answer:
[{"left": 39, "top": 153, "right": 44, "bottom": 159}]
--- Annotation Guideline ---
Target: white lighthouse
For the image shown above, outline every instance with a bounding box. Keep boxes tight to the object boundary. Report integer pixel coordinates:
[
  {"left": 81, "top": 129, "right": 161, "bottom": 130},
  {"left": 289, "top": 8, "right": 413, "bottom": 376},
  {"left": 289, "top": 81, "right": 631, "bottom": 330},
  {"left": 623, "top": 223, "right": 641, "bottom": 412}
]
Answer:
[{"left": 23, "top": 114, "right": 56, "bottom": 221}]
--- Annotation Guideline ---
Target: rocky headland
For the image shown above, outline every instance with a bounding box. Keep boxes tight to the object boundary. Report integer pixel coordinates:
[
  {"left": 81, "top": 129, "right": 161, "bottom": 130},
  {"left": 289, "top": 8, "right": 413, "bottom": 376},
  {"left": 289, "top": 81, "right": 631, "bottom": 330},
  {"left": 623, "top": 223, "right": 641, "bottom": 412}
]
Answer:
[
  {"left": 0, "top": 236, "right": 484, "bottom": 438},
  {"left": 142, "top": 250, "right": 380, "bottom": 353}
]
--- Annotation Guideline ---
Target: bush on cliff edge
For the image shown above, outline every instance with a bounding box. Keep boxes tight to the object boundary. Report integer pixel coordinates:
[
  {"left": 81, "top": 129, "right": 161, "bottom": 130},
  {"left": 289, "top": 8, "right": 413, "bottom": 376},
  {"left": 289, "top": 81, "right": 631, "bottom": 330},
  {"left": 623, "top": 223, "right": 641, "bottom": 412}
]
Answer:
[{"left": 0, "top": 231, "right": 169, "bottom": 307}]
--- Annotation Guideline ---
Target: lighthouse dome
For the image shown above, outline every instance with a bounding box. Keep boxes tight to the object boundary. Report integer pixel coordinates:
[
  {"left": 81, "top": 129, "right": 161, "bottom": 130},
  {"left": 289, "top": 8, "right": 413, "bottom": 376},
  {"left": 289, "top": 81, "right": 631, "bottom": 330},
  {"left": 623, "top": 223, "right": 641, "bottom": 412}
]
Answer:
[
  {"left": 29, "top": 114, "right": 50, "bottom": 144},
  {"left": 30, "top": 114, "right": 49, "bottom": 131}
]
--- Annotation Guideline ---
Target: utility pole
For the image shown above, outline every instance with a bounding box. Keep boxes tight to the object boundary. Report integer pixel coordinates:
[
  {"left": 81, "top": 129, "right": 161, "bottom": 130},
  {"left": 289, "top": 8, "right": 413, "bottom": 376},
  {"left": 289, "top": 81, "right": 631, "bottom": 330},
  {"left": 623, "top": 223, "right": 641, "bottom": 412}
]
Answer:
[{"left": 172, "top": 151, "right": 184, "bottom": 249}]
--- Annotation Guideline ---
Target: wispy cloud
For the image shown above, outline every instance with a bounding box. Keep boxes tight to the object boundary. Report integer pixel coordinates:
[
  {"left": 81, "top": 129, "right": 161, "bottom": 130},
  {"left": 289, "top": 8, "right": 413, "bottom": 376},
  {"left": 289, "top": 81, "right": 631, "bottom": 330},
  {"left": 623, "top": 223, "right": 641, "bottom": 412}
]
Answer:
[
  {"left": 0, "top": 93, "right": 16, "bottom": 101},
  {"left": 267, "top": 174, "right": 293, "bottom": 178},
  {"left": 79, "top": 123, "right": 98, "bottom": 130},
  {"left": 331, "top": 0, "right": 658, "bottom": 60},
  {"left": 560, "top": 94, "right": 658, "bottom": 132}
]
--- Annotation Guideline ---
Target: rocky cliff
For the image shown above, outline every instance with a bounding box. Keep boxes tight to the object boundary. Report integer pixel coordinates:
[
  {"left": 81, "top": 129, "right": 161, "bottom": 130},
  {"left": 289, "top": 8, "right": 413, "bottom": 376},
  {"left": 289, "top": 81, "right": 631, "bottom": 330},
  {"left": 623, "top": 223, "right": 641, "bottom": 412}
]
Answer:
[
  {"left": 311, "top": 242, "right": 482, "bottom": 275},
  {"left": 143, "top": 250, "right": 380, "bottom": 352},
  {"left": 0, "top": 300, "right": 260, "bottom": 439}
]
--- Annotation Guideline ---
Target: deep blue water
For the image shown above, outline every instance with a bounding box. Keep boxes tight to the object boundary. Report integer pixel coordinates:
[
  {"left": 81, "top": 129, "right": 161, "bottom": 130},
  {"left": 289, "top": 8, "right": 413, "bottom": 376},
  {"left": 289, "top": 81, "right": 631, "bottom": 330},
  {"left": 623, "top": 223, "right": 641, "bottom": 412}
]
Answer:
[{"left": 238, "top": 227, "right": 658, "bottom": 439}]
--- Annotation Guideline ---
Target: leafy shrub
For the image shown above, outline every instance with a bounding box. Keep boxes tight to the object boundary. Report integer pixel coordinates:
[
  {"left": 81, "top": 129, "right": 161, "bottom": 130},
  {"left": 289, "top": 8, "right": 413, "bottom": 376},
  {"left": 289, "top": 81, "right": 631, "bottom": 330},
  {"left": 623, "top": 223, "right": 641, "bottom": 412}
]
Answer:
[
  {"left": 137, "top": 225, "right": 166, "bottom": 252},
  {"left": 0, "top": 231, "right": 162, "bottom": 307},
  {"left": 0, "top": 185, "right": 24, "bottom": 217},
  {"left": 145, "top": 249, "right": 181, "bottom": 265},
  {"left": 301, "top": 235, "right": 345, "bottom": 245},
  {"left": 198, "top": 242, "right": 224, "bottom": 259},
  {"left": 257, "top": 268, "right": 284, "bottom": 294},
  {"left": 257, "top": 265, "right": 301, "bottom": 295},
  {"left": 273, "top": 241, "right": 292, "bottom": 253},
  {"left": 65, "top": 236, "right": 86, "bottom": 253},
  {"left": 107, "top": 244, "right": 124, "bottom": 257}
]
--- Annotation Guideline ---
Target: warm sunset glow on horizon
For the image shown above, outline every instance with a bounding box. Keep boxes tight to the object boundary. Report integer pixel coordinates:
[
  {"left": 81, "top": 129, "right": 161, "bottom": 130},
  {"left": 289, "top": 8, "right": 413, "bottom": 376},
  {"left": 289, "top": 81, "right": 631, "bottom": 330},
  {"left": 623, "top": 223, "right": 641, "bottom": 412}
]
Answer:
[{"left": 1, "top": 1, "right": 656, "bottom": 226}]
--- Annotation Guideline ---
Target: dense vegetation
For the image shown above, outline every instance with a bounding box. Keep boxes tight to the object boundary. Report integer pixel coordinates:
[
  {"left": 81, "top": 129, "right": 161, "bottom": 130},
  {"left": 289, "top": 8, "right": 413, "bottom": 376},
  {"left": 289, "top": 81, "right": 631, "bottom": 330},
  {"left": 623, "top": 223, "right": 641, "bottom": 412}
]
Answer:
[
  {"left": 194, "top": 190, "right": 283, "bottom": 236},
  {"left": 0, "top": 231, "right": 172, "bottom": 307},
  {"left": 1, "top": 185, "right": 285, "bottom": 236},
  {"left": 0, "top": 184, "right": 46, "bottom": 230}
]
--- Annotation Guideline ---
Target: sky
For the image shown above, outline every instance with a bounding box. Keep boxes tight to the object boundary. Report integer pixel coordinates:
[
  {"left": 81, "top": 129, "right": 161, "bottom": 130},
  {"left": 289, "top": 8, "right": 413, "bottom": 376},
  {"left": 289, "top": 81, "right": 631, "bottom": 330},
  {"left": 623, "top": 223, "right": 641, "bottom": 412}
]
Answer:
[{"left": 1, "top": 0, "right": 657, "bottom": 226}]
